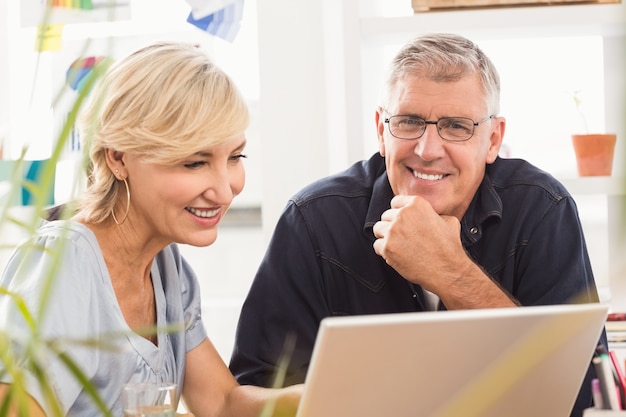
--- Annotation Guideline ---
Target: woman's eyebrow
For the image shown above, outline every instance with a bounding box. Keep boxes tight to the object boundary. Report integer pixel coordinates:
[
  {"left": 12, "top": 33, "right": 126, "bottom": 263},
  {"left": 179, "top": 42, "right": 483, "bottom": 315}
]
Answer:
[{"left": 193, "top": 139, "right": 247, "bottom": 157}]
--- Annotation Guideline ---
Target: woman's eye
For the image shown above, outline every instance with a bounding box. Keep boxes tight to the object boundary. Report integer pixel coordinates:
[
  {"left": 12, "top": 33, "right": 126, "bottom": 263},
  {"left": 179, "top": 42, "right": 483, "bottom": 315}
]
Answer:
[
  {"left": 184, "top": 161, "right": 207, "bottom": 169},
  {"left": 230, "top": 154, "right": 248, "bottom": 162}
]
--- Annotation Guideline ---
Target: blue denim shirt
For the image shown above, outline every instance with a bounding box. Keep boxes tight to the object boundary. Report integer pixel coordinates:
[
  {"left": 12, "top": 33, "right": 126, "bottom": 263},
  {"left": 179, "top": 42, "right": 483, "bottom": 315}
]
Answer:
[{"left": 230, "top": 153, "right": 604, "bottom": 417}]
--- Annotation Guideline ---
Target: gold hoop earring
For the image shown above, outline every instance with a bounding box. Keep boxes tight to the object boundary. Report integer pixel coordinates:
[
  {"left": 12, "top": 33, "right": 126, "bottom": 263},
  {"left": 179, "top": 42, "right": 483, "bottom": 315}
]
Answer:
[{"left": 111, "top": 177, "right": 130, "bottom": 225}]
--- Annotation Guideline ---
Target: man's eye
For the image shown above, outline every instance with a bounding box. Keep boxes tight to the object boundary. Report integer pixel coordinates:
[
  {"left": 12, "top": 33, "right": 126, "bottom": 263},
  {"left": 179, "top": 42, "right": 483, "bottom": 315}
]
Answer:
[
  {"left": 395, "top": 117, "right": 422, "bottom": 127},
  {"left": 447, "top": 120, "right": 473, "bottom": 133},
  {"left": 405, "top": 118, "right": 423, "bottom": 126}
]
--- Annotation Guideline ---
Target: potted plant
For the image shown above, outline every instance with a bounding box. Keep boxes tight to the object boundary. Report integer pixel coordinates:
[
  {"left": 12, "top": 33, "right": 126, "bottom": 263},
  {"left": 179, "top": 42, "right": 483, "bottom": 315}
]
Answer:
[
  {"left": 0, "top": 4, "right": 120, "bottom": 416},
  {"left": 570, "top": 89, "right": 617, "bottom": 177}
]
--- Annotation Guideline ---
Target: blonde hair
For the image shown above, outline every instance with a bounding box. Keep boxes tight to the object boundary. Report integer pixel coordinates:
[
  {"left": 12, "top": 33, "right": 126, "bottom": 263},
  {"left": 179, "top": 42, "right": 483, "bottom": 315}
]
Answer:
[
  {"left": 382, "top": 33, "right": 501, "bottom": 115},
  {"left": 75, "top": 42, "right": 249, "bottom": 223}
]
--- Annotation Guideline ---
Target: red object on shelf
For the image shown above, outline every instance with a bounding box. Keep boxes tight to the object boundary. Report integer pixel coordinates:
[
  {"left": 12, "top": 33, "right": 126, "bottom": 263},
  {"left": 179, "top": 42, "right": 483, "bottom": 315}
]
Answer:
[
  {"left": 608, "top": 313, "right": 626, "bottom": 321},
  {"left": 609, "top": 350, "right": 626, "bottom": 409}
]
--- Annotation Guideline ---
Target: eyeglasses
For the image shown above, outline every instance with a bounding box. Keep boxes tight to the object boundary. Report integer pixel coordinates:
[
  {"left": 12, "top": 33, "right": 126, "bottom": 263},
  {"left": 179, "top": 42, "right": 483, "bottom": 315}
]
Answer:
[{"left": 384, "top": 114, "right": 495, "bottom": 142}]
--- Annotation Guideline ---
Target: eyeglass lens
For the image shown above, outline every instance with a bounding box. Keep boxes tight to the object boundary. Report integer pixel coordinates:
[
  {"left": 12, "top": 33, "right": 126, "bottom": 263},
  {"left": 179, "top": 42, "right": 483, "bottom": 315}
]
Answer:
[{"left": 387, "top": 116, "right": 478, "bottom": 141}]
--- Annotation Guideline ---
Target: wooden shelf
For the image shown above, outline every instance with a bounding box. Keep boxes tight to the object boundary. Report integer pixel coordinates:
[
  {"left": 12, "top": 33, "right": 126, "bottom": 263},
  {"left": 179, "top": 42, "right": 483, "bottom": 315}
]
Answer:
[{"left": 360, "top": 2, "right": 626, "bottom": 42}]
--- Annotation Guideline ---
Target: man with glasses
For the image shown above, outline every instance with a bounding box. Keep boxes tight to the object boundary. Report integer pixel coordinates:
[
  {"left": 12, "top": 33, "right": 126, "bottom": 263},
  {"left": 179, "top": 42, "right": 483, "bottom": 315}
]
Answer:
[{"left": 229, "top": 33, "right": 603, "bottom": 417}]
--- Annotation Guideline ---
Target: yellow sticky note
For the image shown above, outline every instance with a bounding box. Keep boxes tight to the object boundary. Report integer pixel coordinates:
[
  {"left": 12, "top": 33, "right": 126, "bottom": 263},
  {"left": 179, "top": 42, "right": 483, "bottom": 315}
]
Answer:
[{"left": 34, "top": 24, "right": 64, "bottom": 52}]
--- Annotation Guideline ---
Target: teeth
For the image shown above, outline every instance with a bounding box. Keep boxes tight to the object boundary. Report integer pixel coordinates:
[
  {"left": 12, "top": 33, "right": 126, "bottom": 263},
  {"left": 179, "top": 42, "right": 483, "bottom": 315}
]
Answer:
[
  {"left": 413, "top": 171, "right": 444, "bottom": 181},
  {"left": 187, "top": 207, "right": 220, "bottom": 218}
]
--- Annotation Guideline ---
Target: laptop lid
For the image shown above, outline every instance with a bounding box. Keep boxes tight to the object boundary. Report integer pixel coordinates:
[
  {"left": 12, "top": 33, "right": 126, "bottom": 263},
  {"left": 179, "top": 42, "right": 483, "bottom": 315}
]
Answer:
[{"left": 296, "top": 303, "right": 608, "bottom": 417}]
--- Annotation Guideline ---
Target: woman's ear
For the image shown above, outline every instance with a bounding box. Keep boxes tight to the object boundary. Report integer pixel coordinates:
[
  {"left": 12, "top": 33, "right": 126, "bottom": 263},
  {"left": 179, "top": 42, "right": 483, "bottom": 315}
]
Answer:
[{"left": 105, "top": 148, "right": 126, "bottom": 178}]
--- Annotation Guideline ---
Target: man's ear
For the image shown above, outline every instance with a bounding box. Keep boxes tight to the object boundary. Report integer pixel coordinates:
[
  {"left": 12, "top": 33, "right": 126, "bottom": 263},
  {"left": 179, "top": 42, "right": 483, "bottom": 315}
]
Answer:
[
  {"left": 486, "top": 116, "right": 506, "bottom": 164},
  {"left": 376, "top": 107, "right": 387, "bottom": 157}
]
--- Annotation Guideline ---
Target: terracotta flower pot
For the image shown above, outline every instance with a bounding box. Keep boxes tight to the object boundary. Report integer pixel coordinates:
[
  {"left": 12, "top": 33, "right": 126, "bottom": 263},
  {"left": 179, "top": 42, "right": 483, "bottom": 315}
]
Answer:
[{"left": 571, "top": 133, "right": 617, "bottom": 176}]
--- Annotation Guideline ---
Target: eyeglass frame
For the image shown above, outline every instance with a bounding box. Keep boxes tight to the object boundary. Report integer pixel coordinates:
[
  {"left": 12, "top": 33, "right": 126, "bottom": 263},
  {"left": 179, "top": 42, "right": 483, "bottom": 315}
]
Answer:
[{"left": 383, "top": 113, "right": 496, "bottom": 142}]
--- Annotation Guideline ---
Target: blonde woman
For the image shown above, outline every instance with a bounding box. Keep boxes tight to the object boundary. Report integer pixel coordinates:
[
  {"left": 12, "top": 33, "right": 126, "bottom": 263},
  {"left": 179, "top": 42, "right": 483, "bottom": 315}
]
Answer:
[{"left": 0, "top": 42, "right": 301, "bottom": 417}]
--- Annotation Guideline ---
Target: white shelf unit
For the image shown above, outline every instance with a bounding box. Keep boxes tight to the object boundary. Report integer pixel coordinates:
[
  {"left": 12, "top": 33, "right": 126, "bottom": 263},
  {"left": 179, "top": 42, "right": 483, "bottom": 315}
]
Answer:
[
  {"left": 324, "top": 0, "right": 626, "bottom": 167},
  {"left": 317, "top": 0, "right": 626, "bottom": 309},
  {"left": 561, "top": 176, "right": 626, "bottom": 310},
  {"left": 560, "top": 176, "right": 626, "bottom": 197}
]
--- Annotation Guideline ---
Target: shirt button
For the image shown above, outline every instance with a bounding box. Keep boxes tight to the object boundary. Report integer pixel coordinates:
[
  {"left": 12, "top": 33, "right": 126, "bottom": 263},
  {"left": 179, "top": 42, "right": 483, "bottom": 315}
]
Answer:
[{"left": 470, "top": 227, "right": 479, "bottom": 234}]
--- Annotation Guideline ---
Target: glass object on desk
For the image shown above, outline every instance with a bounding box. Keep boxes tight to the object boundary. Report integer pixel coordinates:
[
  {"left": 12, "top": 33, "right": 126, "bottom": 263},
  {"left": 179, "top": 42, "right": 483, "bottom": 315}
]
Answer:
[{"left": 123, "top": 382, "right": 177, "bottom": 417}]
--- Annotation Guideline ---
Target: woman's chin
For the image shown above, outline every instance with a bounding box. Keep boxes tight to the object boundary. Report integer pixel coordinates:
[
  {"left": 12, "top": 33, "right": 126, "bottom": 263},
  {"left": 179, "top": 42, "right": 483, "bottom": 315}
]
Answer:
[{"left": 184, "top": 232, "right": 219, "bottom": 248}]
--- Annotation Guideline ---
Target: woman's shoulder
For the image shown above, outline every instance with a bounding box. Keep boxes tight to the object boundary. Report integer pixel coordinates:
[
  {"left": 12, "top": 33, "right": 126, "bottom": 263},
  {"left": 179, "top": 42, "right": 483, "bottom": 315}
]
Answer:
[
  {"left": 37, "top": 219, "right": 95, "bottom": 240},
  {"left": 0, "top": 221, "right": 109, "bottom": 322},
  {"left": 6, "top": 220, "right": 104, "bottom": 278}
]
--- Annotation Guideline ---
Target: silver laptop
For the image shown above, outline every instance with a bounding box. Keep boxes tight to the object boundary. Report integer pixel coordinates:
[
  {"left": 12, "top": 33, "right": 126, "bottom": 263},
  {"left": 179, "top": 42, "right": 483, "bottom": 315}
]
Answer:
[{"left": 296, "top": 303, "right": 608, "bottom": 417}]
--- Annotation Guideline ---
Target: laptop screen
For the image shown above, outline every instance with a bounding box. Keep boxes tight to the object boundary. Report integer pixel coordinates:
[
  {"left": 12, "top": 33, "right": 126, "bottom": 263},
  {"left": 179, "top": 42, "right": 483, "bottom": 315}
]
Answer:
[{"left": 296, "top": 303, "right": 607, "bottom": 417}]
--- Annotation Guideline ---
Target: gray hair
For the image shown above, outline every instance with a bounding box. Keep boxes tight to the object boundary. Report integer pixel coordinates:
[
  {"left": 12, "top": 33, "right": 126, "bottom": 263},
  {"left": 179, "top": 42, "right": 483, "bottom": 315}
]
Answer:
[{"left": 381, "top": 33, "right": 500, "bottom": 115}]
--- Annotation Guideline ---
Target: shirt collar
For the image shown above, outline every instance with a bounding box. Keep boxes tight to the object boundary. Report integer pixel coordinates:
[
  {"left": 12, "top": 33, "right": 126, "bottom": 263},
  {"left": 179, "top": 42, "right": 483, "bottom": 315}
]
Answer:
[
  {"left": 460, "top": 169, "right": 503, "bottom": 245},
  {"left": 362, "top": 159, "right": 503, "bottom": 245}
]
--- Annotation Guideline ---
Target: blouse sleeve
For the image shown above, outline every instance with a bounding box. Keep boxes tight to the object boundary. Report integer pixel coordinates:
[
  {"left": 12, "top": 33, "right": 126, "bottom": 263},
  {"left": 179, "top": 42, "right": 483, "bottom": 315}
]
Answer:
[{"left": 0, "top": 228, "right": 107, "bottom": 415}]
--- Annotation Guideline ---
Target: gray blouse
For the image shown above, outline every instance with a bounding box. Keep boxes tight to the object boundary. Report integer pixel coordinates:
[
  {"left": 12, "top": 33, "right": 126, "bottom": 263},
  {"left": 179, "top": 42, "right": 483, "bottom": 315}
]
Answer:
[{"left": 0, "top": 220, "right": 207, "bottom": 416}]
